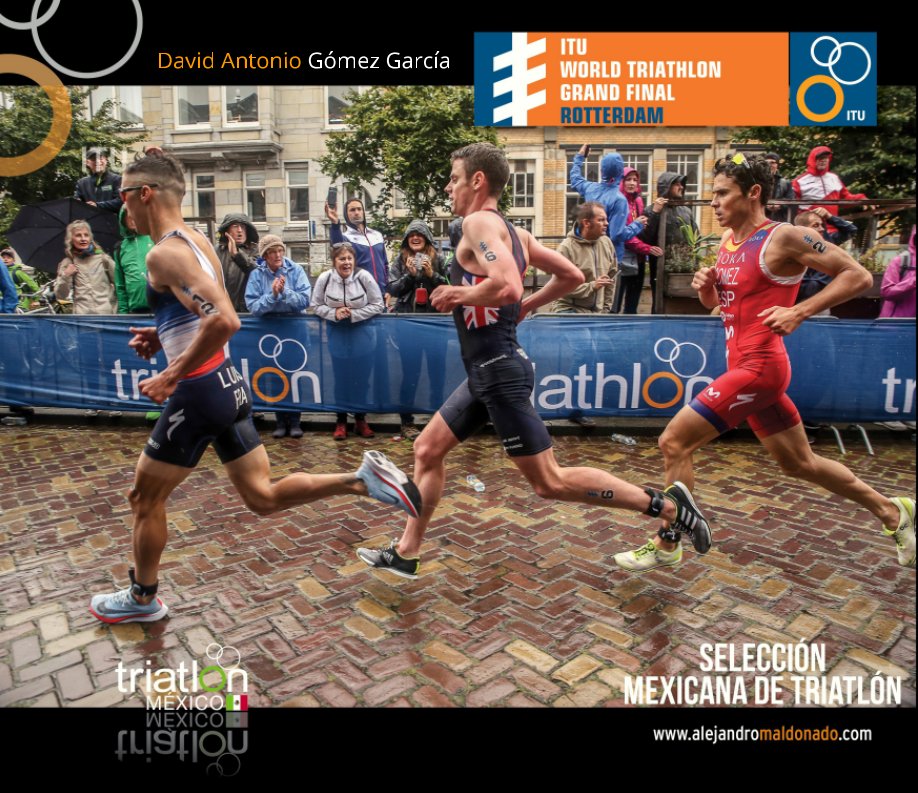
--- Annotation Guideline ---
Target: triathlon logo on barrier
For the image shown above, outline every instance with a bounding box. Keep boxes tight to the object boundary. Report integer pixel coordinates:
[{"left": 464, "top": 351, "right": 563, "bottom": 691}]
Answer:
[
  {"left": 239, "top": 333, "right": 321, "bottom": 407},
  {"left": 790, "top": 32, "right": 876, "bottom": 126},
  {"left": 534, "top": 335, "right": 713, "bottom": 413},
  {"left": 474, "top": 32, "right": 547, "bottom": 126}
]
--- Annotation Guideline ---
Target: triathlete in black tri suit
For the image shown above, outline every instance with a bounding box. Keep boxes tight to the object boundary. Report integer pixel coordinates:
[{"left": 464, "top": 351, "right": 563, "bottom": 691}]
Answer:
[{"left": 357, "top": 142, "right": 712, "bottom": 579}]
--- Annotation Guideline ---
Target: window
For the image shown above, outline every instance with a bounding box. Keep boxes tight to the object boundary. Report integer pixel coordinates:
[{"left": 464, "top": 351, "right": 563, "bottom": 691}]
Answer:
[
  {"left": 287, "top": 165, "right": 309, "bottom": 222},
  {"left": 393, "top": 189, "right": 407, "bottom": 211},
  {"left": 245, "top": 172, "right": 266, "bottom": 222},
  {"left": 620, "top": 152, "right": 653, "bottom": 202},
  {"left": 193, "top": 173, "right": 215, "bottom": 220},
  {"left": 89, "top": 86, "right": 143, "bottom": 126},
  {"left": 327, "top": 86, "right": 358, "bottom": 126},
  {"left": 344, "top": 185, "right": 372, "bottom": 213},
  {"left": 289, "top": 245, "right": 311, "bottom": 266},
  {"left": 224, "top": 86, "right": 258, "bottom": 124},
  {"left": 429, "top": 219, "right": 452, "bottom": 239},
  {"left": 176, "top": 86, "right": 209, "bottom": 126},
  {"left": 510, "top": 160, "right": 535, "bottom": 208},
  {"left": 566, "top": 149, "right": 601, "bottom": 182},
  {"left": 565, "top": 148, "right": 602, "bottom": 228},
  {"left": 665, "top": 152, "right": 703, "bottom": 224},
  {"left": 511, "top": 217, "right": 534, "bottom": 232}
]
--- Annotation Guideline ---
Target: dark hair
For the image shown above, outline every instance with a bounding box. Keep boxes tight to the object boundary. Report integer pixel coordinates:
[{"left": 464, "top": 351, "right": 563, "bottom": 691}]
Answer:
[
  {"left": 450, "top": 142, "right": 509, "bottom": 198},
  {"left": 575, "top": 201, "right": 604, "bottom": 228},
  {"left": 331, "top": 241, "right": 356, "bottom": 263},
  {"left": 124, "top": 147, "right": 186, "bottom": 199},
  {"left": 713, "top": 153, "right": 773, "bottom": 205}
]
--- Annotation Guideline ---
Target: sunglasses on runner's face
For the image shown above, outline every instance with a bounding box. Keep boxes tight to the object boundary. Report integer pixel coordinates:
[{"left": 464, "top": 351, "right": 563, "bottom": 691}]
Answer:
[{"left": 119, "top": 184, "right": 159, "bottom": 199}]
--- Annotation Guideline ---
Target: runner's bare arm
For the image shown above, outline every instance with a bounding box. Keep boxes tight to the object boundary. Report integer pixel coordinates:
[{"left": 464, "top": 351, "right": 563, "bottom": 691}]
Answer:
[
  {"left": 139, "top": 242, "right": 240, "bottom": 402},
  {"left": 758, "top": 224, "right": 873, "bottom": 336},
  {"left": 430, "top": 212, "right": 524, "bottom": 312},
  {"left": 519, "top": 230, "right": 585, "bottom": 318}
]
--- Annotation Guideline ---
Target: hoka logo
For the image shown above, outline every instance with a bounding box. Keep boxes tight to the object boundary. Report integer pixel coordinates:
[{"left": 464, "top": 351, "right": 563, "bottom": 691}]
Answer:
[{"left": 474, "top": 33, "right": 547, "bottom": 126}]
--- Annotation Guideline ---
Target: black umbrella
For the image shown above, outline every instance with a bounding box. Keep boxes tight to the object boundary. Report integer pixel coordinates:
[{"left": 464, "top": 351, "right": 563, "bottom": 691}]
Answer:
[{"left": 5, "top": 197, "right": 121, "bottom": 274}]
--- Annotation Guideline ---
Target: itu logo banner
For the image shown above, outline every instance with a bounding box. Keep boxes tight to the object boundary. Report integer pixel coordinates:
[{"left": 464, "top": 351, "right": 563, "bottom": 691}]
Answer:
[
  {"left": 474, "top": 32, "right": 547, "bottom": 126},
  {"left": 474, "top": 32, "right": 788, "bottom": 127},
  {"left": 790, "top": 33, "right": 876, "bottom": 126}
]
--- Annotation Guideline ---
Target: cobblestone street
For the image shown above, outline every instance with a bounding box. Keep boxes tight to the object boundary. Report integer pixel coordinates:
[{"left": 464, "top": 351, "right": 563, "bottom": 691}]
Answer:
[{"left": 1, "top": 419, "right": 914, "bottom": 710}]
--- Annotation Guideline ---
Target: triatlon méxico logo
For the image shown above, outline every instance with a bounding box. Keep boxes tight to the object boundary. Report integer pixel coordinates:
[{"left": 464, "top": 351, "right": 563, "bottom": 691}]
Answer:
[
  {"left": 462, "top": 274, "right": 499, "bottom": 329},
  {"left": 474, "top": 32, "right": 547, "bottom": 126}
]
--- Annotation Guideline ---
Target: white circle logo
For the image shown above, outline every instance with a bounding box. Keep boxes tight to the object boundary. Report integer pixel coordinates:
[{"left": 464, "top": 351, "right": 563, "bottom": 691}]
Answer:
[
  {"left": 810, "top": 35, "right": 872, "bottom": 87},
  {"left": 205, "top": 642, "right": 242, "bottom": 671},
  {"left": 653, "top": 337, "right": 707, "bottom": 379},
  {"left": 258, "top": 334, "right": 308, "bottom": 373},
  {"left": 0, "top": 0, "right": 143, "bottom": 79}
]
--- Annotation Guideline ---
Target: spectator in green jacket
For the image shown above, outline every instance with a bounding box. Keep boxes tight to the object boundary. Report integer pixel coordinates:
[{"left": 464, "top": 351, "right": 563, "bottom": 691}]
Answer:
[
  {"left": 113, "top": 207, "right": 154, "bottom": 313},
  {"left": 1, "top": 248, "right": 38, "bottom": 311}
]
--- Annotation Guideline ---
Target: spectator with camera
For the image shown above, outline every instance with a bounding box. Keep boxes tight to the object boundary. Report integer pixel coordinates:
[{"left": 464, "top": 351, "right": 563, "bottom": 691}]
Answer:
[
  {"left": 217, "top": 213, "right": 260, "bottom": 313},
  {"left": 387, "top": 220, "right": 449, "bottom": 438}
]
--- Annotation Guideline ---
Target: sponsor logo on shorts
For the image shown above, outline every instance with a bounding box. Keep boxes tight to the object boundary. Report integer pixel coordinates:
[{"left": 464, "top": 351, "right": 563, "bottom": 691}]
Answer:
[
  {"left": 729, "top": 393, "right": 757, "bottom": 410},
  {"left": 479, "top": 354, "right": 508, "bottom": 368},
  {"left": 166, "top": 408, "right": 186, "bottom": 441}
]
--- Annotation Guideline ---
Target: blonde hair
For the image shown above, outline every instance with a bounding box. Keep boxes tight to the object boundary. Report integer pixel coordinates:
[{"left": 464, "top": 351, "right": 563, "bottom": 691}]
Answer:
[{"left": 64, "top": 220, "right": 94, "bottom": 257}]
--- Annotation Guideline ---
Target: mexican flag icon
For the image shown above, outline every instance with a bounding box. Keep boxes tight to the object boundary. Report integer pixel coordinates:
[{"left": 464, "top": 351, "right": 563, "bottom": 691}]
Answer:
[{"left": 226, "top": 694, "right": 248, "bottom": 711}]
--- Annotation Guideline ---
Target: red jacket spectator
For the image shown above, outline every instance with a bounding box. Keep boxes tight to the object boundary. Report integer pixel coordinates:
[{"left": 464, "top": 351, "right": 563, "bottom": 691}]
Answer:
[{"left": 792, "top": 145, "right": 866, "bottom": 222}]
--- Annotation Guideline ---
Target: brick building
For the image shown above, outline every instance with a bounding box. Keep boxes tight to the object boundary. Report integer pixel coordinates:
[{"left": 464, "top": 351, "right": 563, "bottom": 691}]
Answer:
[{"left": 93, "top": 85, "right": 731, "bottom": 262}]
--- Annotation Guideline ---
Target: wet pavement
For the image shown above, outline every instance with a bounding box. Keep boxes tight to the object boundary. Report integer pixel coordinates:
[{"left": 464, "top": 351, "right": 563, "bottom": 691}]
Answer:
[{"left": 0, "top": 416, "right": 914, "bottom": 708}]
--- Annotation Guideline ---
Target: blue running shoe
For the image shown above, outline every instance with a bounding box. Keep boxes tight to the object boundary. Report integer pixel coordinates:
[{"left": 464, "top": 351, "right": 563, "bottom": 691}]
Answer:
[
  {"left": 356, "top": 451, "right": 422, "bottom": 518},
  {"left": 89, "top": 588, "right": 168, "bottom": 624}
]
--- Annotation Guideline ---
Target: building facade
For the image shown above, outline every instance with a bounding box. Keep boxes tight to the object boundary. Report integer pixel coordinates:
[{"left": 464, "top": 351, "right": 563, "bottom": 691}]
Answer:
[{"left": 101, "top": 85, "right": 732, "bottom": 265}]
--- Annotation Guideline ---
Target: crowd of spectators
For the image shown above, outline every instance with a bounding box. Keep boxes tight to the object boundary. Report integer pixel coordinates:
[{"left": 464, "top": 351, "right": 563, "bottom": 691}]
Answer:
[{"left": 1, "top": 141, "right": 912, "bottom": 430}]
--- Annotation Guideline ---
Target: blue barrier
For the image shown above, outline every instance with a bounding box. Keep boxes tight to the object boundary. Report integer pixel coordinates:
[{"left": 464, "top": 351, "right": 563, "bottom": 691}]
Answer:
[{"left": 0, "top": 314, "right": 914, "bottom": 422}]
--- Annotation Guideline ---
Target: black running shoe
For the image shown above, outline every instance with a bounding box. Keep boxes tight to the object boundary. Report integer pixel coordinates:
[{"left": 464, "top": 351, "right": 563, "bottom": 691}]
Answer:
[
  {"left": 663, "top": 481, "right": 712, "bottom": 554},
  {"left": 356, "top": 540, "right": 420, "bottom": 579}
]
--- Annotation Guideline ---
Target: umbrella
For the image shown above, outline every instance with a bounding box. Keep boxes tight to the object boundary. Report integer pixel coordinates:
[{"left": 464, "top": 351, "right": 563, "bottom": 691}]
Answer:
[{"left": 5, "top": 197, "right": 122, "bottom": 274}]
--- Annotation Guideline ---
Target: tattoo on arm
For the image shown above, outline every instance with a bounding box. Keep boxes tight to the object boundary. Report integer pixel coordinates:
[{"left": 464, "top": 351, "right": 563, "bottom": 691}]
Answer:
[
  {"left": 478, "top": 241, "right": 498, "bottom": 263},
  {"left": 181, "top": 284, "right": 219, "bottom": 315},
  {"left": 802, "top": 235, "right": 827, "bottom": 253}
]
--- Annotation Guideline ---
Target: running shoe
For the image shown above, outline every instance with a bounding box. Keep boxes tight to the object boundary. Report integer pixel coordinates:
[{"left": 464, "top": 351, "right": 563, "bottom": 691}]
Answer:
[
  {"left": 885, "top": 497, "right": 916, "bottom": 567},
  {"left": 356, "top": 540, "right": 420, "bottom": 579},
  {"left": 89, "top": 588, "right": 168, "bottom": 624},
  {"left": 663, "top": 481, "right": 712, "bottom": 554},
  {"left": 614, "top": 540, "right": 682, "bottom": 572},
  {"left": 356, "top": 450, "right": 422, "bottom": 518}
]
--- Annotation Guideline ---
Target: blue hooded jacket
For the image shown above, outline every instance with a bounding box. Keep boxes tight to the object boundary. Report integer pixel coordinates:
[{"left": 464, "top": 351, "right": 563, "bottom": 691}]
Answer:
[
  {"left": 570, "top": 152, "right": 644, "bottom": 259},
  {"left": 245, "top": 256, "right": 312, "bottom": 316}
]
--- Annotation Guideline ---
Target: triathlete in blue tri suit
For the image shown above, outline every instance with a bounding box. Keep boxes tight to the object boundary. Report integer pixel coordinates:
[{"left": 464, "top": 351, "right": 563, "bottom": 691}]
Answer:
[{"left": 89, "top": 148, "right": 421, "bottom": 624}]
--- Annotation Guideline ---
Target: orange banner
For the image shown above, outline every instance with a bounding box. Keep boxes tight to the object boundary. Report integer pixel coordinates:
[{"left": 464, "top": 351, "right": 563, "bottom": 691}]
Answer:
[{"left": 522, "top": 32, "right": 788, "bottom": 126}]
